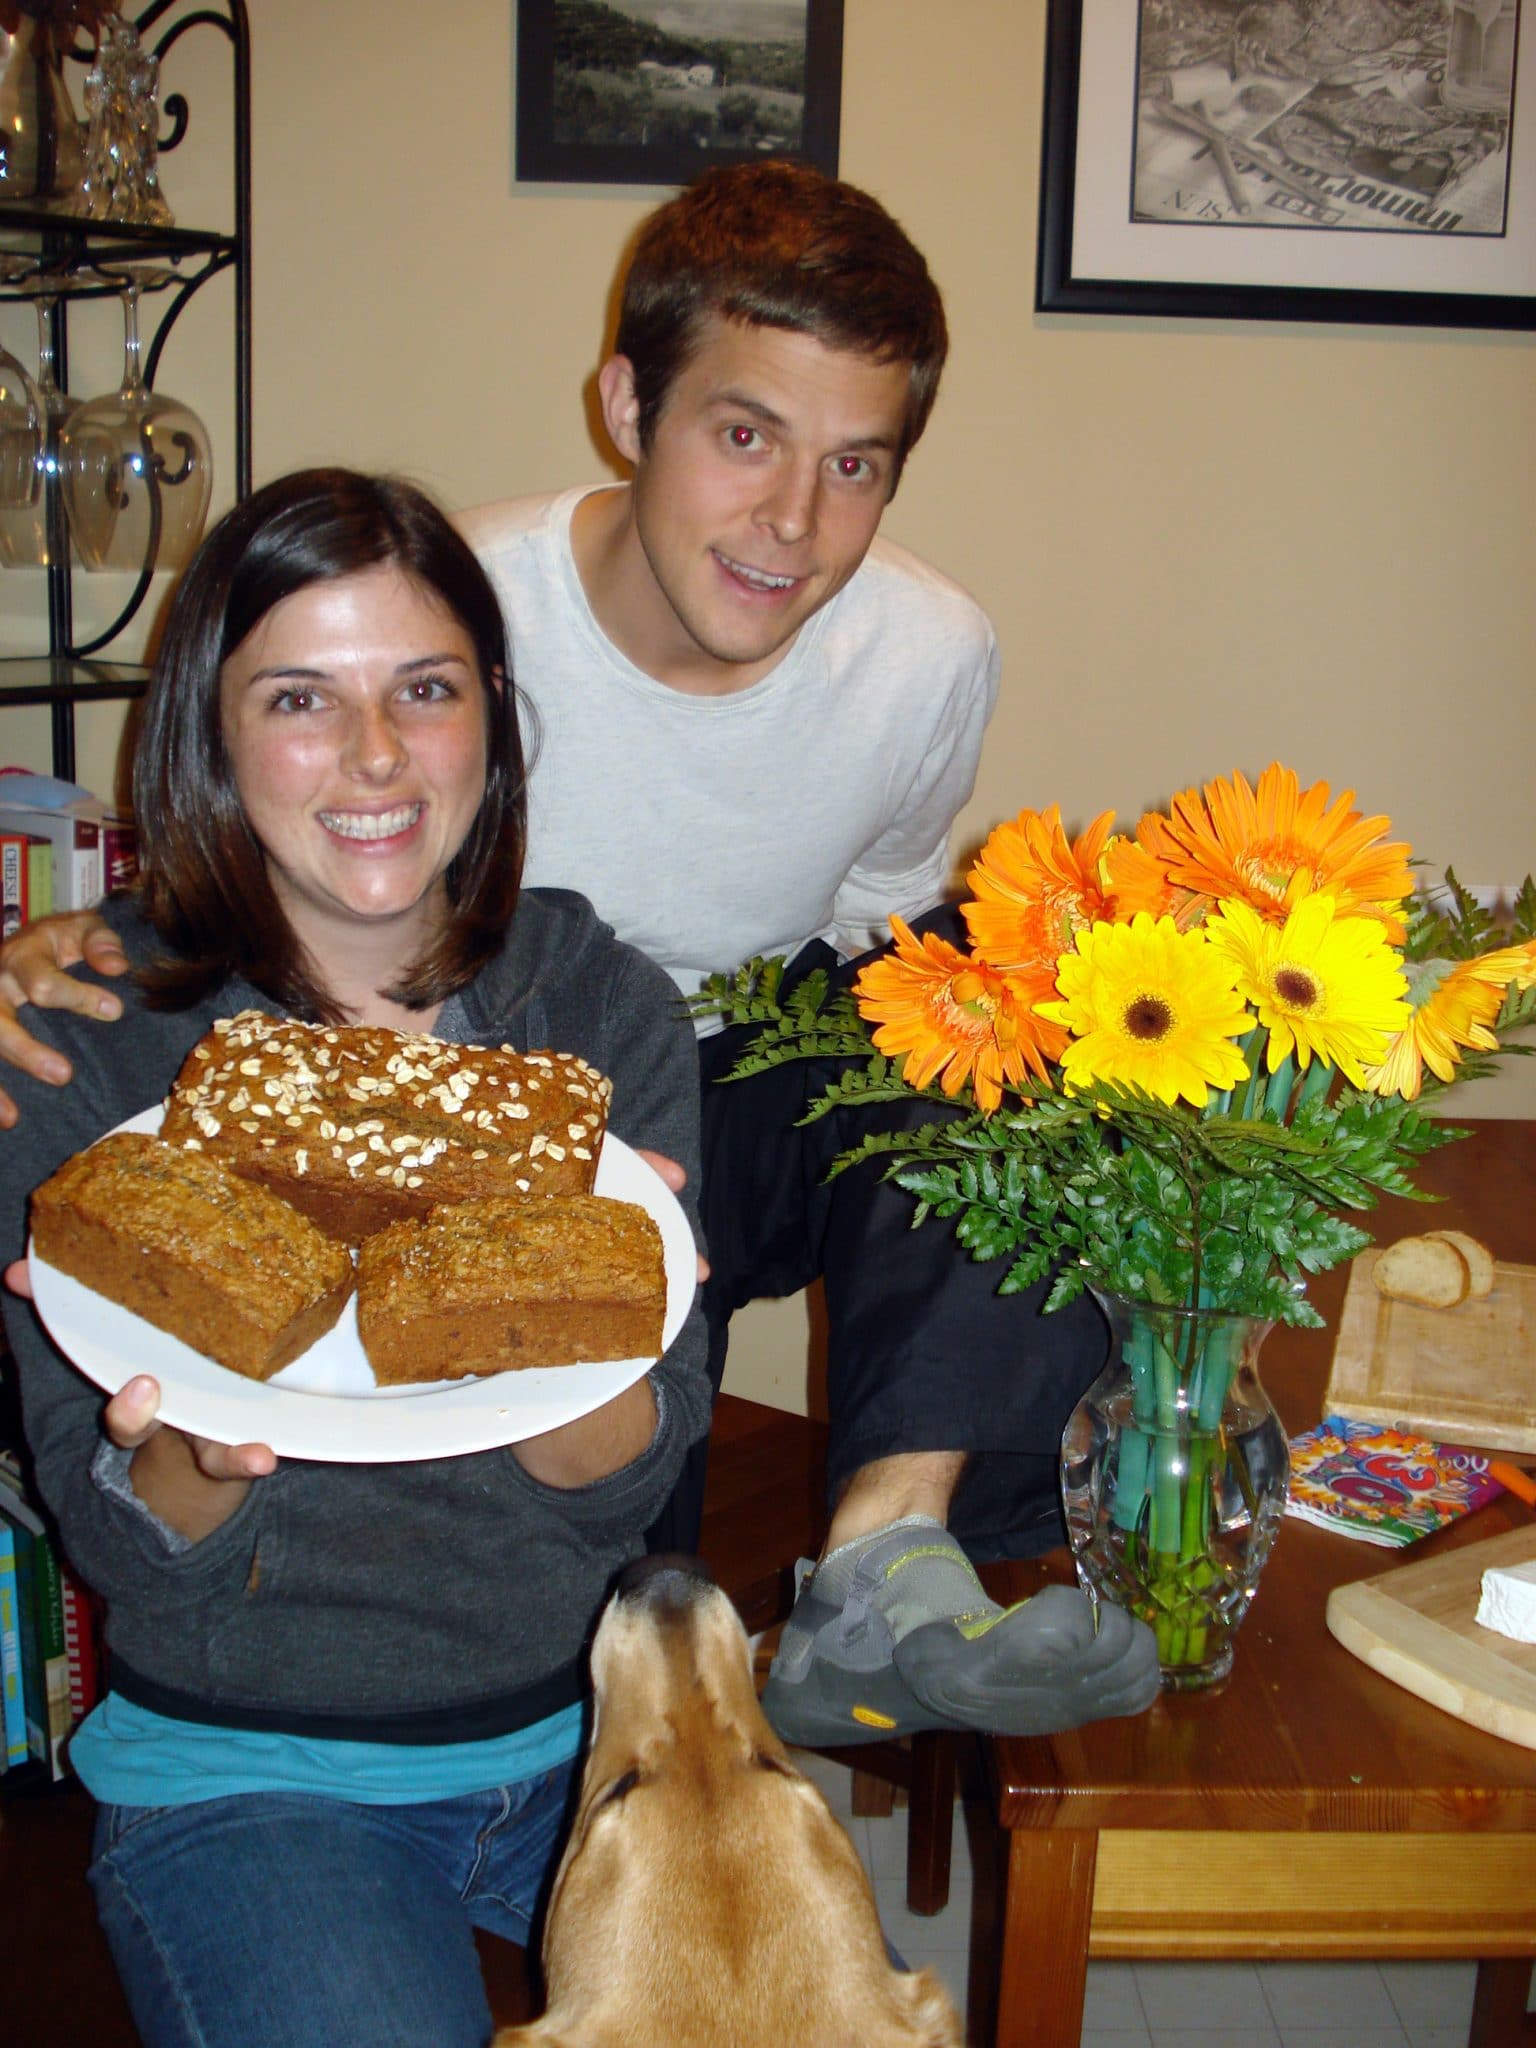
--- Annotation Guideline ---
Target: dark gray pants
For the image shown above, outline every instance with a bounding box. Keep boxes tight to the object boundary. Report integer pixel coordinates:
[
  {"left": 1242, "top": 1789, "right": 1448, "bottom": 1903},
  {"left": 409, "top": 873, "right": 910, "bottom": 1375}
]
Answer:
[{"left": 648, "top": 906, "right": 1109, "bottom": 1563}]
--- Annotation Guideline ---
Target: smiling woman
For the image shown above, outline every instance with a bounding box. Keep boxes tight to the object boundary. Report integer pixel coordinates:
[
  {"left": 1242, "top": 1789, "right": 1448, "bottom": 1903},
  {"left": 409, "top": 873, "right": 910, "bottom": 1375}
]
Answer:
[
  {"left": 0, "top": 469, "right": 712, "bottom": 2048},
  {"left": 131, "top": 472, "right": 525, "bottom": 1031}
]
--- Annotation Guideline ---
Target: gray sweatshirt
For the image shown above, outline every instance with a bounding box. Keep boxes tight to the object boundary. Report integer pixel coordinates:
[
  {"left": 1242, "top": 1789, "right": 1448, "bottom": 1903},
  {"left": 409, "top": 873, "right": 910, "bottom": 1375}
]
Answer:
[{"left": 0, "top": 889, "right": 707, "bottom": 1742}]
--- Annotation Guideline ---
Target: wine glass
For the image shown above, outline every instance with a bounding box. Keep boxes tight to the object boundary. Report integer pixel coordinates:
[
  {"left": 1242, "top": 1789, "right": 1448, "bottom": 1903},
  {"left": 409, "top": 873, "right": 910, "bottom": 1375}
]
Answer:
[
  {"left": 0, "top": 329, "right": 43, "bottom": 511},
  {"left": 58, "top": 275, "right": 212, "bottom": 574},
  {"left": 0, "top": 294, "right": 76, "bottom": 568}
]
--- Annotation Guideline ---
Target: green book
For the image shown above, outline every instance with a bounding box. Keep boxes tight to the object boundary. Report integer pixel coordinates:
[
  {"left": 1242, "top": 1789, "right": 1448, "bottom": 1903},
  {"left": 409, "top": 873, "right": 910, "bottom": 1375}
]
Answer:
[{"left": 26, "top": 837, "right": 52, "bottom": 921}]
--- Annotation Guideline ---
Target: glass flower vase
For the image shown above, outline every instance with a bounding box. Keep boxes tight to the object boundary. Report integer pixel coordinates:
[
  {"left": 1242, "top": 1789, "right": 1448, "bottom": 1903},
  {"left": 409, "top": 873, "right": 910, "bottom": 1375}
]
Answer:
[{"left": 1061, "top": 1291, "right": 1290, "bottom": 1691}]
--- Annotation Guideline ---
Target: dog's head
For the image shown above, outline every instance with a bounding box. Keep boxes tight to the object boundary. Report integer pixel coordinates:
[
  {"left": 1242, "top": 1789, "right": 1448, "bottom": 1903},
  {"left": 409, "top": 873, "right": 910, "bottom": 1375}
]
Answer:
[{"left": 496, "top": 1557, "right": 962, "bottom": 2048}]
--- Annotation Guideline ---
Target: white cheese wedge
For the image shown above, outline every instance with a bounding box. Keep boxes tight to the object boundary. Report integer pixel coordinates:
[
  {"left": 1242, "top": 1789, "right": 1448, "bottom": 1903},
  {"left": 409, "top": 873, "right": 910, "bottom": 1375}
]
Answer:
[{"left": 1476, "top": 1558, "right": 1536, "bottom": 1643}]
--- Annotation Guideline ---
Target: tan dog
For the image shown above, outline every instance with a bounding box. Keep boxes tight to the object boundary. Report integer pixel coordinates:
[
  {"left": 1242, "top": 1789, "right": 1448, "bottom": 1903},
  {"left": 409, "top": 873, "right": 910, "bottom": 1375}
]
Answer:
[{"left": 496, "top": 1558, "right": 963, "bottom": 2048}]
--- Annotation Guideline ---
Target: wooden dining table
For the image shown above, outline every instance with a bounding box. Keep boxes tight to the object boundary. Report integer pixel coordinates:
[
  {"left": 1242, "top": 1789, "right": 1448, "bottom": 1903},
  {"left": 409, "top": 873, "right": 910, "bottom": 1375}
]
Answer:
[{"left": 973, "top": 1118, "right": 1536, "bottom": 2048}]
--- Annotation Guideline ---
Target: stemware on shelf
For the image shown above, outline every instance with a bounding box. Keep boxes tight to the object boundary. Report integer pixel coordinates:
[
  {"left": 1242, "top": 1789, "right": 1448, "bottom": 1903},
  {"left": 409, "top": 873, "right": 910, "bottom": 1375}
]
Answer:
[
  {"left": 0, "top": 294, "right": 76, "bottom": 567},
  {"left": 0, "top": 326, "right": 43, "bottom": 511},
  {"left": 77, "top": 13, "right": 175, "bottom": 227},
  {"left": 58, "top": 275, "right": 213, "bottom": 574}
]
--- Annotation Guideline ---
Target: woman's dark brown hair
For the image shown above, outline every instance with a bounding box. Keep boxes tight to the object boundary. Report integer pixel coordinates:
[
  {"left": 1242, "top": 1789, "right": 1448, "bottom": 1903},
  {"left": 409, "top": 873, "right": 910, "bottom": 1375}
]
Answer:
[
  {"left": 133, "top": 467, "right": 525, "bottom": 1023},
  {"left": 615, "top": 160, "right": 948, "bottom": 491}
]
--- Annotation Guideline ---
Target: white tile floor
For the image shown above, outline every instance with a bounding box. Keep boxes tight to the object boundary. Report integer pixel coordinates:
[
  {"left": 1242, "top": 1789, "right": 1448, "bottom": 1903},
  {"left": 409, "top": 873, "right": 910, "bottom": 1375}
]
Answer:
[{"left": 789, "top": 1747, "right": 1525, "bottom": 2048}]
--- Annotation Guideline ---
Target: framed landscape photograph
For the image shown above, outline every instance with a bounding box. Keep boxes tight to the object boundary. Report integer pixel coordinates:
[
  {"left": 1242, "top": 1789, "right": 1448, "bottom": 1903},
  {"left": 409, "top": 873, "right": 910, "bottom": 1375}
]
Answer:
[
  {"left": 515, "top": 0, "right": 844, "bottom": 186},
  {"left": 1037, "top": 0, "right": 1536, "bottom": 327}
]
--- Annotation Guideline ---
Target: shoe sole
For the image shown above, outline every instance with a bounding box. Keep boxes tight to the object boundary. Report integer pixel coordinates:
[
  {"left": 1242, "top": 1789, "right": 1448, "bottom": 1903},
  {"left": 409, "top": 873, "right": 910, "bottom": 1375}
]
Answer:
[
  {"left": 759, "top": 1662, "right": 958, "bottom": 1748},
  {"left": 893, "top": 1598, "right": 1162, "bottom": 1737}
]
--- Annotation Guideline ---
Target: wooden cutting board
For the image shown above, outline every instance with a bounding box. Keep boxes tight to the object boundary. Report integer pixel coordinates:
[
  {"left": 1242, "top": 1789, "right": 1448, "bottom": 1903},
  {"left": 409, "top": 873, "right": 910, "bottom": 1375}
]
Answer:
[
  {"left": 1326, "top": 1251, "right": 1536, "bottom": 1454},
  {"left": 1327, "top": 1525, "right": 1536, "bottom": 1749}
]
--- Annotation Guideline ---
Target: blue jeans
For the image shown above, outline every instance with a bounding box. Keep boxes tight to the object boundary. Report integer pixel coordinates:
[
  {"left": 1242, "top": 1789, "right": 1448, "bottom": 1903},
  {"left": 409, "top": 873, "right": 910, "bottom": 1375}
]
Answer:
[{"left": 88, "top": 1766, "right": 576, "bottom": 2048}]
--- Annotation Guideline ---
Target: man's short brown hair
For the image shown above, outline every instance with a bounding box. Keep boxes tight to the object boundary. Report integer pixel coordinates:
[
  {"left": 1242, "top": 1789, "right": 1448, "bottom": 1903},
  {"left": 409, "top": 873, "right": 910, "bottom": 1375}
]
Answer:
[{"left": 615, "top": 160, "right": 947, "bottom": 486}]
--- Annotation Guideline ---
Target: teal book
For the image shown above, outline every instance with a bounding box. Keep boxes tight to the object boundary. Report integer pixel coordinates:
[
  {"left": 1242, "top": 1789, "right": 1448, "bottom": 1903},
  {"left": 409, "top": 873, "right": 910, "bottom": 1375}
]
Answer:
[
  {"left": 1, "top": 1488, "right": 49, "bottom": 1768},
  {"left": 0, "top": 1480, "right": 70, "bottom": 1775},
  {"left": 0, "top": 1519, "right": 25, "bottom": 1768}
]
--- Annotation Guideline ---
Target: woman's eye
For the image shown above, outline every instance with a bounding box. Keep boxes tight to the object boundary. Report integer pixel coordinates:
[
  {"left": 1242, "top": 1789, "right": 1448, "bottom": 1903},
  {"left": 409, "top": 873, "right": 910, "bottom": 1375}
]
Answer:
[
  {"left": 270, "top": 686, "right": 318, "bottom": 714},
  {"left": 727, "top": 424, "right": 763, "bottom": 451},
  {"left": 402, "top": 673, "right": 454, "bottom": 703}
]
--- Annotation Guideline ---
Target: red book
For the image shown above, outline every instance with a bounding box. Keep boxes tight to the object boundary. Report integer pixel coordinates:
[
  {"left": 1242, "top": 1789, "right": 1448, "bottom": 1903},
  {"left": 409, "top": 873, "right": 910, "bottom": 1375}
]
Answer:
[
  {"left": 60, "top": 1566, "right": 102, "bottom": 1726},
  {"left": 101, "top": 813, "right": 139, "bottom": 893}
]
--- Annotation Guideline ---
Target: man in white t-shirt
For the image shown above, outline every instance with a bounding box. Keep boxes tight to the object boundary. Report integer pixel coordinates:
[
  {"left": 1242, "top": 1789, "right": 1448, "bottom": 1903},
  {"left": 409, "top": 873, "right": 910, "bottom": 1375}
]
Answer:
[{"left": 0, "top": 164, "right": 1157, "bottom": 1745}]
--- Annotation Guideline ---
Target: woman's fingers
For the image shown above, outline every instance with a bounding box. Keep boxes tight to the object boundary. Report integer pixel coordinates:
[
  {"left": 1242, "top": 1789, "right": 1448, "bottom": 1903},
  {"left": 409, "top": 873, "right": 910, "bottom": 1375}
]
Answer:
[
  {"left": 632, "top": 1146, "right": 685, "bottom": 1192},
  {"left": 632, "top": 1146, "right": 708, "bottom": 1283},
  {"left": 189, "top": 1435, "right": 278, "bottom": 1482},
  {"left": 104, "top": 1374, "right": 164, "bottom": 1449}
]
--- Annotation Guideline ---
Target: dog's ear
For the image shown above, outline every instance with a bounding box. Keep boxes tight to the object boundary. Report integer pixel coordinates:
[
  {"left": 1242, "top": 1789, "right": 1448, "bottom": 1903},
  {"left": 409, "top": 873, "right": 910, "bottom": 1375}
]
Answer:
[{"left": 889, "top": 1963, "right": 966, "bottom": 2047}]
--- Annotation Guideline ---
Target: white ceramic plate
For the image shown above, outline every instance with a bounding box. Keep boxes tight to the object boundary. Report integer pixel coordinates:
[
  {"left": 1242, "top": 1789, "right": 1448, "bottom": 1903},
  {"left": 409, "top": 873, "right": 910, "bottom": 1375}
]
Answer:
[{"left": 28, "top": 1108, "right": 696, "bottom": 1463}]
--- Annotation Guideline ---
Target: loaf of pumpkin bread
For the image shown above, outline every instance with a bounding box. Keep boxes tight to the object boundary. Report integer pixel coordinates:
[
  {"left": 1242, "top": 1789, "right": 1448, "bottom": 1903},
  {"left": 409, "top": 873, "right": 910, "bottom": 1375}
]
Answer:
[
  {"left": 161, "top": 1011, "right": 611, "bottom": 1242},
  {"left": 30, "top": 1131, "right": 355, "bottom": 1379},
  {"left": 356, "top": 1193, "right": 665, "bottom": 1384}
]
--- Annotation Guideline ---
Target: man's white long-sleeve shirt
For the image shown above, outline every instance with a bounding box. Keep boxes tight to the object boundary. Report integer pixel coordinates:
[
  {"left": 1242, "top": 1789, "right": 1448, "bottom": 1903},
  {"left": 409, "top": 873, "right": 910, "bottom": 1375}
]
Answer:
[{"left": 459, "top": 486, "right": 1000, "bottom": 1004}]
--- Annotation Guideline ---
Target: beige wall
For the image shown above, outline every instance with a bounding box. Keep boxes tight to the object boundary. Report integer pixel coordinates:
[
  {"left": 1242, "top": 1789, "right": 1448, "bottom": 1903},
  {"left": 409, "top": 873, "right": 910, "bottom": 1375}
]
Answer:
[{"left": 3, "top": 0, "right": 1532, "bottom": 1413}]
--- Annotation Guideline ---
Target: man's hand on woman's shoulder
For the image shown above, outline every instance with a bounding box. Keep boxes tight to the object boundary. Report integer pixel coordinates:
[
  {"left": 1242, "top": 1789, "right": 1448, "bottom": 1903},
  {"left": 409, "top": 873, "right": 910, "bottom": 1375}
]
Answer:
[{"left": 0, "top": 909, "right": 128, "bottom": 1126}]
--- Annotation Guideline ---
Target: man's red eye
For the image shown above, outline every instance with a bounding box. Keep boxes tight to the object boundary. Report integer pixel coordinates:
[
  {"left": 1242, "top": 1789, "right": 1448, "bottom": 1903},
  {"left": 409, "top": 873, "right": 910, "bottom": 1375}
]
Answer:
[{"left": 730, "top": 426, "right": 755, "bottom": 446}]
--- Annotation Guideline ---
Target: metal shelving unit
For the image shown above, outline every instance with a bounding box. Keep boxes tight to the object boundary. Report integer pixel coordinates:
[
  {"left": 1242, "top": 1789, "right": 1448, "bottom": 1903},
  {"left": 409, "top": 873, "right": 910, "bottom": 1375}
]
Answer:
[{"left": 0, "top": 0, "right": 251, "bottom": 781}]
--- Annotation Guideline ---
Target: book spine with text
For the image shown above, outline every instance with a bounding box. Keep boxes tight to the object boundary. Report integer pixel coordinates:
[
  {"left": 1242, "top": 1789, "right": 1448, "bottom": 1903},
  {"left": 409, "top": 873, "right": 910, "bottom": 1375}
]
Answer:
[
  {"left": 102, "top": 814, "right": 139, "bottom": 893},
  {"left": 60, "top": 1563, "right": 101, "bottom": 1726},
  {"left": 0, "top": 1519, "right": 26, "bottom": 1768},
  {"left": 2, "top": 1490, "right": 50, "bottom": 1769},
  {"left": 0, "top": 832, "right": 31, "bottom": 938},
  {"left": 29, "top": 1512, "right": 71, "bottom": 1778},
  {"left": 27, "top": 837, "right": 52, "bottom": 920}
]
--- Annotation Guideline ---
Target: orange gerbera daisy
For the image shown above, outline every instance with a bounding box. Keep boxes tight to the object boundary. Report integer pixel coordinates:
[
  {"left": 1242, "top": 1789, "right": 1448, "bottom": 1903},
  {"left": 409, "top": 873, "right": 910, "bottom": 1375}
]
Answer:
[
  {"left": 1362, "top": 939, "right": 1536, "bottom": 1100},
  {"left": 962, "top": 806, "right": 1178, "bottom": 986},
  {"left": 854, "top": 915, "right": 1062, "bottom": 1111},
  {"left": 1137, "top": 765, "right": 1414, "bottom": 934}
]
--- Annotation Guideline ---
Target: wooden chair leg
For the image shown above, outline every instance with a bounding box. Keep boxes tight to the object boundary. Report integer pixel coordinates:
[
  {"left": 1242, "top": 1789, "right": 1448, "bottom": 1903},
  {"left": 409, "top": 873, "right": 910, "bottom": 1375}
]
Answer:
[
  {"left": 476, "top": 1932, "right": 537, "bottom": 2027},
  {"left": 1469, "top": 1958, "right": 1536, "bottom": 2047},
  {"left": 904, "top": 1730, "right": 957, "bottom": 1916},
  {"left": 852, "top": 1767, "right": 896, "bottom": 1817}
]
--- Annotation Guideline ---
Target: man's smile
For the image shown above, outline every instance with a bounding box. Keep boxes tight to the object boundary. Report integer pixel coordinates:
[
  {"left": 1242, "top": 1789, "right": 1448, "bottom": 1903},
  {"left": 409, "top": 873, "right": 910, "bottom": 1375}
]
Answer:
[{"left": 712, "top": 550, "right": 803, "bottom": 593}]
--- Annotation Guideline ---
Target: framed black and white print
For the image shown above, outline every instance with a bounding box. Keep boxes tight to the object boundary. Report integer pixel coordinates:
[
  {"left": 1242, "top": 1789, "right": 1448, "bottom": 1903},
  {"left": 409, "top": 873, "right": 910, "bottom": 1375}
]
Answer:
[
  {"left": 1037, "top": 0, "right": 1536, "bottom": 327},
  {"left": 515, "top": 0, "right": 844, "bottom": 187}
]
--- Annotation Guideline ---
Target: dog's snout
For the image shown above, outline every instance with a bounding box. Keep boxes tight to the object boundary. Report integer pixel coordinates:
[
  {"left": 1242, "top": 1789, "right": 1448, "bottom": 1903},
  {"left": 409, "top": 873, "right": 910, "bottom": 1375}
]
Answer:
[{"left": 614, "top": 1553, "right": 718, "bottom": 1612}]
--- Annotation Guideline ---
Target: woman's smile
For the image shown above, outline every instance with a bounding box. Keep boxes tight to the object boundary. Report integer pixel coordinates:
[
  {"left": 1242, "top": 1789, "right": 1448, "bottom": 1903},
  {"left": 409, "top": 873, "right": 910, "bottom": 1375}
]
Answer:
[{"left": 318, "top": 802, "right": 426, "bottom": 843}]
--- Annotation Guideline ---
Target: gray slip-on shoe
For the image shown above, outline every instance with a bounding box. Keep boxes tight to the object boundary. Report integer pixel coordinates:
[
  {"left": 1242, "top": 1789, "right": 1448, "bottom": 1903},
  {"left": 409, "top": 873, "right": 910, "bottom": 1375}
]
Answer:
[
  {"left": 759, "top": 1559, "right": 955, "bottom": 1747},
  {"left": 761, "top": 1542, "right": 1162, "bottom": 1747},
  {"left": 893, "top": 1583, "right": 1162, "bottom": 1736}
]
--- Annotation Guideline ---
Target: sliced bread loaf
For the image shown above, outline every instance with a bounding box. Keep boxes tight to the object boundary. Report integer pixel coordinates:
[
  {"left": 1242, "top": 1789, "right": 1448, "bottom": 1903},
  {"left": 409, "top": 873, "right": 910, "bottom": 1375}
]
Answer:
[{"left": 1372, "top": 1233, "right": 1471, "bottom": 1309}]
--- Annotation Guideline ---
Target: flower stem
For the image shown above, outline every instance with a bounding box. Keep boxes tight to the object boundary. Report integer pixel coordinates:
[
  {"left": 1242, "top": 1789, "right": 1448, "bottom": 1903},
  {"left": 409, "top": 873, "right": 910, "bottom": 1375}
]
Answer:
[
  {"left": 1296, "top": 1058, "right": 1334, "bottom": 1112},
  {"left": 1264, "top": 1052, "right": 1297, "bottom": 1121}
]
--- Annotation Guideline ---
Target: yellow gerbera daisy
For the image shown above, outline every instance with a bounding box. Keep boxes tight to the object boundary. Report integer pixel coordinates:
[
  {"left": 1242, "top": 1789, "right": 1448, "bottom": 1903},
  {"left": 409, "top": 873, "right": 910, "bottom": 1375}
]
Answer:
[
  {"left": 854, "top": 915, "right": 1061, "bottom": 1111},
  {"left": 1035, "top": 913, "right": 1252, "bottom": 1109},
  {"left": 1361, "top": 939, "right": 1536, "bottom": 1100},
  {"left": 1136, "top": 765, "right": 1414, "bottom": 934},
  {"left": 962, "top": 806, "right": 1179, "bottom": 986},
  {"left": 1204, "top": 892, "right": 1411, "bottom": 1087}
]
